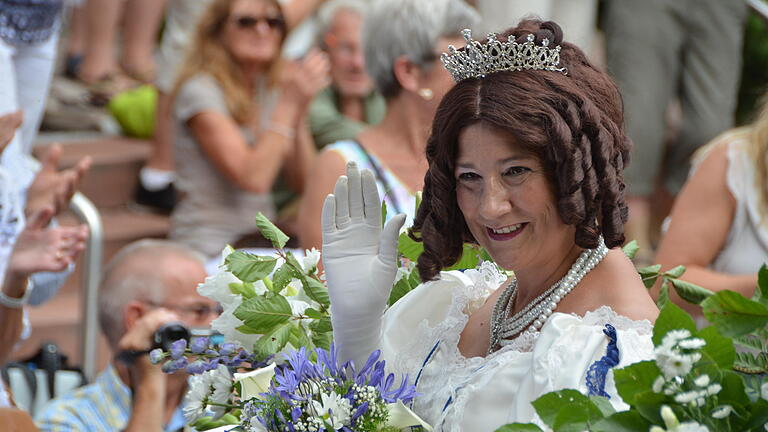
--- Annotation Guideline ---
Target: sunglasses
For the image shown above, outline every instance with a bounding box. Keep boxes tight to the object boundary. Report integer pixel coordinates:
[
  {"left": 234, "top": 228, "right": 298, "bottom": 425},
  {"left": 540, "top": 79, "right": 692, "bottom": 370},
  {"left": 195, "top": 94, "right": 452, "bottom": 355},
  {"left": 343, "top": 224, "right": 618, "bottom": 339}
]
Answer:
[{"left": 232, "top": 15, "right": 285, "bottom": 30}]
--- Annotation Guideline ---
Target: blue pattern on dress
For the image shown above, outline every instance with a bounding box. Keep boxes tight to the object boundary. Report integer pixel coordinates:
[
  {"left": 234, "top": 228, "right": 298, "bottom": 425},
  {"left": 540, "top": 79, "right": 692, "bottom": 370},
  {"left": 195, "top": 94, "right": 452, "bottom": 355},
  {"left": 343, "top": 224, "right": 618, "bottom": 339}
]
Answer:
[{"left": 585, "top": 323, "right": 620, "bottom": 398}]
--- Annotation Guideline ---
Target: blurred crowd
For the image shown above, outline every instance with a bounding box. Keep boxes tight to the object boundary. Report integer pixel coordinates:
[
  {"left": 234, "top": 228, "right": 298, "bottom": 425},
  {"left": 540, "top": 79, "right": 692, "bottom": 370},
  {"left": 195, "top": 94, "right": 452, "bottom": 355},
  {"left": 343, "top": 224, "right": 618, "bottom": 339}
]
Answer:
[{"left": 0, "top": 0, "right": 766, "bottom": 428}]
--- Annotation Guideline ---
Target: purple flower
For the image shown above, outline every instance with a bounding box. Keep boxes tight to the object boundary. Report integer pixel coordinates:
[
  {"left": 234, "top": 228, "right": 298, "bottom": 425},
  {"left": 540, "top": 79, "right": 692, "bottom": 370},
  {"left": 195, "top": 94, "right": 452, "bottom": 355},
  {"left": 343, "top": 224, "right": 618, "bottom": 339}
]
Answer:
[
  {"left": 161, "top": 357, "right": 189, "bottom": 373},
  {"left": 351, "top": 401, "right": 369, "bottom": 421},
  {"left": 219, "top": 343, "right": 238, "bottom": 356},
  {"left": 169, "top": 339, "right": 187, "bottom": 359},
  {"left": 186, "top": 360, "right": 208, "bottom": 375},
  {"left": 190, "top": 337, "right": 210, "bottom": 354},
  {"left": 148, "top": 348, "right": 164, "bottom": 364}
]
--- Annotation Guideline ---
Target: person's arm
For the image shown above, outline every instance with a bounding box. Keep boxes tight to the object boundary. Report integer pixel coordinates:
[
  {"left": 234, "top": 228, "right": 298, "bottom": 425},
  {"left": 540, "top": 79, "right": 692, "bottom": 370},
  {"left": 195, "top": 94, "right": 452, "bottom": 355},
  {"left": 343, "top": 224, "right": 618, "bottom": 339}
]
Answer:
[
  {"left": 0, "top": 208, "right": 87, "bottom": 364},
  {"left": 0, "top": 111, "right": 22, "bottom": 153},
  {"left": 117, "top": 308, "right": 181, "bottom": 432},
  {"left": 654, "top": 143, "right": 756, "bottom": 315},
  {"left": 281, "top": 119, "right": 317, "bottom": 194},
  {"left": 298, "top": 149, "right": 347, "bottom": 252},
  {"left": 189, "top": 52, "right": 329, "bottom": 194},
  {"left": 308, "top": 89, "right": 367, "bottom": 148},
  {"left": 280, "top": 0, "right": 328, "bottom": 30}
]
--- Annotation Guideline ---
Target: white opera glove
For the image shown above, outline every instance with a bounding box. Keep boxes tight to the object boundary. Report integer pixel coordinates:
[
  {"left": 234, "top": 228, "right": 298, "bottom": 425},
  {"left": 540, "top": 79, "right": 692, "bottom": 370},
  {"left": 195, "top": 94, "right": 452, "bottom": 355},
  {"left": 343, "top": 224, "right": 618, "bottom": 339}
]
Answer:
[{"left": 322, "top": 162, "right": 406, "bottom": 367}]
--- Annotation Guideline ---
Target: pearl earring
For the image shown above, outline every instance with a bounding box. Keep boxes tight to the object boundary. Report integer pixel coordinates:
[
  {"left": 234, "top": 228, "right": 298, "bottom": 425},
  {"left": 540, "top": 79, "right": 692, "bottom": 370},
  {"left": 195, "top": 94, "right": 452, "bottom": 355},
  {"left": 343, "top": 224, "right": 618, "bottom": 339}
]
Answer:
[{"left": 417, "top": 88, "right": 434, "bottom": 101}]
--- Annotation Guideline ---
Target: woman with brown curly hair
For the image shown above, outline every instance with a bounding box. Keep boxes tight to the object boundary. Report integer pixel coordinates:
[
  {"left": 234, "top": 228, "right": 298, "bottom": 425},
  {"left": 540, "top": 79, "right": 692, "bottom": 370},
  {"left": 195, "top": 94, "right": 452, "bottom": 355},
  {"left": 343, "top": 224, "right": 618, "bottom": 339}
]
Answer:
[{"left": 322, "top": 19, "right": 658, "bottom": 430}]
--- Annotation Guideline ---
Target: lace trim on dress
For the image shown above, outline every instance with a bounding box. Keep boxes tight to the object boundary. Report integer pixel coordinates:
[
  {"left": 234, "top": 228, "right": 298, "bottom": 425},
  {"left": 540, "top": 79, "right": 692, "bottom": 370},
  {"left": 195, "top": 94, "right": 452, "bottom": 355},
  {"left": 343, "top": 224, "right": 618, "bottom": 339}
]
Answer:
[{"left": 585, "top": 323, "right": 620, "bottom": 398}]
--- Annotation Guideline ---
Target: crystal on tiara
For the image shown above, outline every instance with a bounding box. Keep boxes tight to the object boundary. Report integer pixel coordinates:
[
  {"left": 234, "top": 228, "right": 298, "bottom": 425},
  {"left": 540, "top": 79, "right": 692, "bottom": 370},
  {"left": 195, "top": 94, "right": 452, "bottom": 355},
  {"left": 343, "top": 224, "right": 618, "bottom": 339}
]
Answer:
[{"left": 441, "top": 29, "right": 567, "bottom": 82}]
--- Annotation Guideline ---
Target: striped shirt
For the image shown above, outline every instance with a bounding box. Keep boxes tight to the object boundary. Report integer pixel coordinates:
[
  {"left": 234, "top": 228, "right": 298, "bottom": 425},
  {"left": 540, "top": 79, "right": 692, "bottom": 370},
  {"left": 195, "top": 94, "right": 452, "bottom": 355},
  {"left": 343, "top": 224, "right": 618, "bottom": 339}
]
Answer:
[{"left": 35, "top": 364, "right": 186, "bottom": 432}]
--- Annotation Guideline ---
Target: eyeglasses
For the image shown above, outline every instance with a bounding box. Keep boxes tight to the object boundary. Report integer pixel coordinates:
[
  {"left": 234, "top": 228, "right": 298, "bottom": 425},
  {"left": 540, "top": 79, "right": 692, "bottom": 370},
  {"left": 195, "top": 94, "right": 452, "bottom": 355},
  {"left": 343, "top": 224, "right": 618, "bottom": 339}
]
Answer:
[
  {"left": 232, "top": 15, "right": 285, "bottom": 31},
  {"left": 144, "top": 301, "right": 223, "bottom": 321}
]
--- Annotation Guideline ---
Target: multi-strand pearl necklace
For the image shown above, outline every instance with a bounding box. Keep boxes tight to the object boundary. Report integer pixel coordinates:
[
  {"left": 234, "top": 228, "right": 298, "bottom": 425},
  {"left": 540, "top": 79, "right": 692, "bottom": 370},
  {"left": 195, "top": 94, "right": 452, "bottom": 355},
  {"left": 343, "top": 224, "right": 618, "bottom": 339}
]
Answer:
[{"left": 487, "top": 238, "right": 609, "bottom": 355}]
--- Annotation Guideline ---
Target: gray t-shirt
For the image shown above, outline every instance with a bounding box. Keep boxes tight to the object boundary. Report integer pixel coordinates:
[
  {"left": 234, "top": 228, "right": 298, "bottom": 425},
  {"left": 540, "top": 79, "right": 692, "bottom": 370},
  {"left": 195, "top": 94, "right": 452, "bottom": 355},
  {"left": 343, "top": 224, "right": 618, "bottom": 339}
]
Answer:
[{"left": 170, "top": 74, "right": 278, "bottom": 257}]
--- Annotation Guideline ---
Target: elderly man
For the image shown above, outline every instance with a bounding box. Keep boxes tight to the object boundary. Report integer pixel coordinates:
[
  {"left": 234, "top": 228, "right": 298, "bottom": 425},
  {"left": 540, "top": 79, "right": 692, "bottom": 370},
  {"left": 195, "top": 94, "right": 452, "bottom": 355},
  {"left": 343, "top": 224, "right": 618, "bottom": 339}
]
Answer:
[
  {"left": 308, "top": 0, "right": 385, "bottom": 148},
  {"left": 36, "top": 240, "right": 219, "bottom": 431}
]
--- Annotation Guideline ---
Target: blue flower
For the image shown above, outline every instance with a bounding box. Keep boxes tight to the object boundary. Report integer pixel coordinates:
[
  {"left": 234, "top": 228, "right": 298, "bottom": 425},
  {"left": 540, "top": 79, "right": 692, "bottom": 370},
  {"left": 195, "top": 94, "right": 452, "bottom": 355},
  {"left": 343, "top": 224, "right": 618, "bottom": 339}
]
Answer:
[
  {"left": 169, "top": 339, "right": 187, "bottom": 359},
  {"left": 190, "top": 337, "right": 210, "bottom": 354},
  {"left": 148, "top": 348, "right": 164, "bottom": 364},
  {"left": 186, "top": 360, "right": 208, "bottom": 375},
  {"left": 219, "top": 342, "right": 238, "bottom": 356}
]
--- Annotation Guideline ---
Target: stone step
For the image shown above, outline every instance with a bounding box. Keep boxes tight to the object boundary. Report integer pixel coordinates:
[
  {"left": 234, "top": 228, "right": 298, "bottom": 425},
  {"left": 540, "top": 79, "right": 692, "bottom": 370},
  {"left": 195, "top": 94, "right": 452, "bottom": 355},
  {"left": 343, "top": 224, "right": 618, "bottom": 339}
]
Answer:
[{"left": 33, "top": 137, "right": 151, "bottom": 209}]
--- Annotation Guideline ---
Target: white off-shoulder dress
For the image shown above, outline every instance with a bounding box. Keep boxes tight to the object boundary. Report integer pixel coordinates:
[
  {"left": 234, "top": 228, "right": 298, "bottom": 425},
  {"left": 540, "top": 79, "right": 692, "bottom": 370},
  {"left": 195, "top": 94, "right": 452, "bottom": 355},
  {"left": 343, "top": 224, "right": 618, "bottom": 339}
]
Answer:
[{"left": 379, "top": 263, "right": 655, "bottom": 431}]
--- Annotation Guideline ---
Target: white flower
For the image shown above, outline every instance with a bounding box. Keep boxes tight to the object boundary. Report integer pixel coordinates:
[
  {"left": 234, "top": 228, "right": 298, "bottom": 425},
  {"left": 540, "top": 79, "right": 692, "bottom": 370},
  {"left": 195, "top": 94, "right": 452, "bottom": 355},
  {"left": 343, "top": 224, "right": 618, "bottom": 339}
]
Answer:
[
  {"left": 661, "top": 405, "right": 679, "bottom": 429},
  {"left": 302, "top": 248, "right": 321, "bottom": 272},
  {"left": 678, "top": 338, "right": 706, "bottom": 350},
  {"left": 706, "top": 383, "right": 722, "bottom": 396},
  {"left": 761, "top": 381, "right": 768, "bottom": 401},
  {"left": 674, "top": 391, "right": 699, "bottom": 404},
  {"left": 386, "top": 400, "right": 433, "bottom": 430},
  {"left": 209, "top": 364, "right": 233, "bottom": 419},
  {"left": 659, "top": 352, "right": 695, "bottom": 379},
  {"left": 234, "top": 363, "right": 277, "bottom": 401},
  {"left": 653, "top": 376, "right": 666, "bottom": 393},
  {"left": 654, "top": 406, "right": 710, "bottom": 432},
  {"left": 311, "top": 391, "right": 352, "bottom": 430},
  {"left": 184, "top": 372, "right": 215, "bottom": 422},
  {"left": 198, "top": 271, "right": 242, "bottom": 308},
  {"left": 661, "top": 329, "right": 692, "bottom": 348},
  {"left": 693, "top": 374, "right": 710, "bottom": 387},
  {"left": 711, "top": 405, "right": 732, "bottom": 419}
]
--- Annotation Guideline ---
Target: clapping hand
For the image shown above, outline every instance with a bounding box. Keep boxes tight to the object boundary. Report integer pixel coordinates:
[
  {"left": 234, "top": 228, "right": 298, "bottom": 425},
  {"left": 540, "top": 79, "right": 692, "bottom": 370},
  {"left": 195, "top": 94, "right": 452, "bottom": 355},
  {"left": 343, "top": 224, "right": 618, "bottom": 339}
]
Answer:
[
  {"left": 8, "top": 207, "right": 88, "bottom": 277},
  {"left": 282, "top": 48, "right": 331, "bottom": 107},
  {"left": 321, "top": 162, "right": 406, "bottom": 365},
  {"left": 25, "top": 143, "right": 91, "bottom": 219}
]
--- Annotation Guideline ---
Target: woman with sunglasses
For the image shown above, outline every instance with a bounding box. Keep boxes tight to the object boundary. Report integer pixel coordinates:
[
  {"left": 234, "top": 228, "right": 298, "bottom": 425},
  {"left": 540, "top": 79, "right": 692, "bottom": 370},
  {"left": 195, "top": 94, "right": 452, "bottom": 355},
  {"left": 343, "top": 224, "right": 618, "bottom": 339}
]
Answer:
[
  {"left": 297, "top": 0, "right": 480, "bottom": 252},
  {"left": 168, "top": 0, "right": 330, "bottom": 258}
]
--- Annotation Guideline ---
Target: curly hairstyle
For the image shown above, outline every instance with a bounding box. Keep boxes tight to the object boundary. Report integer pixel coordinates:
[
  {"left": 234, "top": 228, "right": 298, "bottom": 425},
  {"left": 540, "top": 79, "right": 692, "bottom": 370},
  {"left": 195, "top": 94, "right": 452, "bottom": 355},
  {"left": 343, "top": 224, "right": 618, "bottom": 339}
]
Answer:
[{"left": 410, "top": 19, "right": 631, "bottom": 281}]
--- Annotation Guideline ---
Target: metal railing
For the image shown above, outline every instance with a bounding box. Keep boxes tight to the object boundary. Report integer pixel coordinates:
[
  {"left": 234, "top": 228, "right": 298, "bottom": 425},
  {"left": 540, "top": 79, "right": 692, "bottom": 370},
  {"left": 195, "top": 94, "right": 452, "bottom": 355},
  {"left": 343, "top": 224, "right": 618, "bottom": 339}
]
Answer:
[{"left": 68, "top": 192, "right": 103, "bottom": 382}]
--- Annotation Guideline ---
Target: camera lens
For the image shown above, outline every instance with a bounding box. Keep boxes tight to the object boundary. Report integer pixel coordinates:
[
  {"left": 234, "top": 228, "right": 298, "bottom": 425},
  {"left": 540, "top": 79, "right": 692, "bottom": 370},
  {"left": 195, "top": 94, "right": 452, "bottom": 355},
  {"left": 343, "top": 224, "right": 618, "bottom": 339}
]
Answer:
[{"left": 153, "top": 322, "right": 190, "bottom": 351}]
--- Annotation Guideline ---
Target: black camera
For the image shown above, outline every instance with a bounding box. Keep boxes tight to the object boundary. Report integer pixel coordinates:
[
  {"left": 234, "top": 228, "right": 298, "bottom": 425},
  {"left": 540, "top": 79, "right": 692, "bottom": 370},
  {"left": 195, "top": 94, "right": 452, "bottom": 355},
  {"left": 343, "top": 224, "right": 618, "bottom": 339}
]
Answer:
[{"left": 152, "top": 322, "right": 190, "bottom": 352}]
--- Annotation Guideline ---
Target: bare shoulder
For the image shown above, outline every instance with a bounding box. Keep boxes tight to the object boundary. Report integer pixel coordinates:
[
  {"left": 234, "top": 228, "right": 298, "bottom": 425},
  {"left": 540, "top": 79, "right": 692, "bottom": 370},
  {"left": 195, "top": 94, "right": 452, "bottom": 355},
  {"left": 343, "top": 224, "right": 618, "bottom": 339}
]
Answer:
[{"left": 559, "top": 249, "right": 659, "bottom": 323}]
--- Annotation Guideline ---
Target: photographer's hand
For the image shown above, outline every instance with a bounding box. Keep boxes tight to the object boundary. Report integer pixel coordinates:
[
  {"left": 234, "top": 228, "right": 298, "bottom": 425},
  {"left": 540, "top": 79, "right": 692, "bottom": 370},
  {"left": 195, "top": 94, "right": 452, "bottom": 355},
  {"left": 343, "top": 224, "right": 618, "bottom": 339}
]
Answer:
[{"left": 117, "top": 308, "right": 180, "bottom": 432}]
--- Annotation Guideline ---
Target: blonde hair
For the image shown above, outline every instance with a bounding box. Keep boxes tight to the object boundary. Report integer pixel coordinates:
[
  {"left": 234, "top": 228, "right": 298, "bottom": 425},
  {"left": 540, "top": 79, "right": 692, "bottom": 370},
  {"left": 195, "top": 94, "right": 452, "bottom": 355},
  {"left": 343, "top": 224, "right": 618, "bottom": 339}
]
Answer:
[
  {"left": 173, "top": 0, "right": 285, "bottom": 124},
  {"left": 750, "top": 95, "right": 768, "bottom": 223}
]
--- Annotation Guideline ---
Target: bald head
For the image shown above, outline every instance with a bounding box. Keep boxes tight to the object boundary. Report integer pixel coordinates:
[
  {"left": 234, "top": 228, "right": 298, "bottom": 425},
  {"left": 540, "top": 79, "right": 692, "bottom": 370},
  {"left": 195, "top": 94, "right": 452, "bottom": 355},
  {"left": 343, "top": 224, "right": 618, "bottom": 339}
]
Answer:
[{"left": 98, "top": 240, "right": 207, "bottom": 348}]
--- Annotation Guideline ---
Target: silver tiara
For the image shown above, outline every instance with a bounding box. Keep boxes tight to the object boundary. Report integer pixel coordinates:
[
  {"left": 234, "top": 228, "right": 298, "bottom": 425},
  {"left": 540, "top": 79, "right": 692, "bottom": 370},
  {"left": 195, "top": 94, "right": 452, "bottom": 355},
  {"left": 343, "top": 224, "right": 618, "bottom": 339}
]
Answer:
[{"left": 441, "top": 29, "right": 567, "bottom": 82}]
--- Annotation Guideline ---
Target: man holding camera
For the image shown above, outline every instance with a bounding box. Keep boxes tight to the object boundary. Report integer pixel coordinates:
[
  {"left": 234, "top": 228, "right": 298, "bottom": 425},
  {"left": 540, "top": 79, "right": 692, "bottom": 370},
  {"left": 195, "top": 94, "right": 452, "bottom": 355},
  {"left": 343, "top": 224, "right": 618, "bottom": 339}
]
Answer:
[{"left": 36, "top": 240, "right": 219, "bottom": 431}]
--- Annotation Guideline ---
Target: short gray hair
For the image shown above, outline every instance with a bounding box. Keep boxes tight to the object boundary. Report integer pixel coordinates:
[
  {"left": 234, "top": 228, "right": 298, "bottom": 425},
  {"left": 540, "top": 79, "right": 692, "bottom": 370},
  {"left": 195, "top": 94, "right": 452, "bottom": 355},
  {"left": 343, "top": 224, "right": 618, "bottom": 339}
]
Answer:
[
  {"left": 362, "top": 0, "right": 480, "bottom": 98},
  {"left": 97, "top": 239, "right": 206, "bottom": 348},
  {"left": 316, "top": 0, "right": 367, "bottom": 47}
]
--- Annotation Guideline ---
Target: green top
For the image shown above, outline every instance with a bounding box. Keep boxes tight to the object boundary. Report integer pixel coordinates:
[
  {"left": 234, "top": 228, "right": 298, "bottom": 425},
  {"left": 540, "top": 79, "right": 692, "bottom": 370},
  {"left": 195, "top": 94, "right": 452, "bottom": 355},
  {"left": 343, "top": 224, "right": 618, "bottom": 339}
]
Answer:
[{"left": 308, "top": 85, "right": 386, "bottom": 148}]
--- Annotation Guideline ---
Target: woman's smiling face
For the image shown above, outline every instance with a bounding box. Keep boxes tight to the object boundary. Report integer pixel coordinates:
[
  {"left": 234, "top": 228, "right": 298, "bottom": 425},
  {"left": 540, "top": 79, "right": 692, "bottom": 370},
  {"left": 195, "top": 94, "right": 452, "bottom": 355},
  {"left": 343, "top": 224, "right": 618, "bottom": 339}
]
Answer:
[{"left": 455, "top": 122, "right": 575, "bottom": 271}]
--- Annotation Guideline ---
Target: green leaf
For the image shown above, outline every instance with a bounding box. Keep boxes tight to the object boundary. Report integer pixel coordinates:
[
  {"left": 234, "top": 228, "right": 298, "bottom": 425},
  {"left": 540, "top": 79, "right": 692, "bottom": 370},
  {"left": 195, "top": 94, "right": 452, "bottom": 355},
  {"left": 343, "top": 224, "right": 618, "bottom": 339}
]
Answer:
[
  {"left": 669, "top": 278, "right": 713, "bottom": 305},
  {"left": 632, "top": 391, "right": 667, "bottom": 425},
  {"left": 254, "top": 212, "right": 289, "bottom": 249},
  {"left": 235, "top": 324, "right": 261, "bottom": 334},
  {"left": 398, "top": 232, "right": 424, "bottom": 261},
  {"left": 234, "top": 294, "right": 292, "bottom": 333},
  {"left": 381, "top": 200, "right": 387, "bottom": 228},
  {"left": 657, "top": 282, "right": 670, "bottom": 309},
  {"left": 301, "top": 276, "right": 331, "bottom": 308},
  {"left": 303, "top": 307, "right": 324, "bottom": 319},
  {"left": 622, "top": 240, "right": 639, "bottom": 259},
  {"left": 663, "top": 265, "right": 686, "bottom": 279},
  {"left": 229, "top": 282, "right": 257, "bottom": 299},
  {"left": 252, "top": 321, "right": 293, "bottom": 359},
  {"left": 225, "top": 251, "right": 277, "bottom": 282},
  {"left": 272, "top": 264, "right": 297, "bottom": 293},
  {"left": 638, "top": 264, "right": 661, "bottom": 289},
  {"left": 311, "top": 330, "right": 333, "bottom": 351},
  {"left": 389, "top": 272, "right": 416, "bottom": 306},
  {"left": 613, "top": 361, "right": 661, "bottom": 406},
  {"left": 531, "top": 389, "right": 590, "bottom": 427},
  {"left": 744, "top": 399, "right": 768, "bottom": 430},
  {"left": 591, "top": 411, "right": 651, "bottom": 432},
  {"left": 734, "top": 334, "right": 764, "bottom": 351},
  {"left": 288, "top": 323, "right": 312, "bottom": 350},
  {"left": 717, "top": 370, "right": 751, "bottom": 408},
  {"left": 308, "top": 316, "right": 333, "bottom": 334},
  {"left": 755, "top": 264, "right": 768, "bottom": 306},
  {"left": 444, "top": 243, "right": 481, "bottom": 270},
  {"left": 697, "top": 326, "right": 735, "bottom": 369},
  {"left": 652, "top": 303, "right": 697, "bottom": 346},
  {"left": 494, "top": 424, "right": 544, "bottom": 432},
  {"left": 701, "top": 290, "right": 768, "bottom": 337},
  {"left": 552, "top": 407, "right": 591, "bottom": 432},
  {"left": 589, "top": 396, "right": 616, "bottom": 417}
]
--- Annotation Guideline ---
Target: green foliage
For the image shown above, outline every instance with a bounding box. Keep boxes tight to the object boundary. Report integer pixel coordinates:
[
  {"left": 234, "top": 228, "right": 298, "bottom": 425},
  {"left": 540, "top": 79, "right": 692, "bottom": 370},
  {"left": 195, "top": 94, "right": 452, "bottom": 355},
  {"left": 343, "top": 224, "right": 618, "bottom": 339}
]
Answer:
[
  {"left": 669, "top": 278, "right": 713, "bottom": 304},
  {"left": 701, "top": 290, "right": 768, "bottom": 337},
  {"left": 652, "top": 303, "right": 696, "bottom": 346},
  {"left": 254, "top": 212, "right": 289, "bottom": 249},
  {"left": 225, "top": 251, "right": 277, "bottom": 282},
  {"left": 388, "top": 266, "right": 421, "bottom": 306},
  {"left": 234, "top": 294, "right": 292, "bottom": 333},
  {"left": 494, "top": 424, "right": 544, "bottom": 432},
  {"left": 621, "top": 240, "right": 639, "bottom": 260}
]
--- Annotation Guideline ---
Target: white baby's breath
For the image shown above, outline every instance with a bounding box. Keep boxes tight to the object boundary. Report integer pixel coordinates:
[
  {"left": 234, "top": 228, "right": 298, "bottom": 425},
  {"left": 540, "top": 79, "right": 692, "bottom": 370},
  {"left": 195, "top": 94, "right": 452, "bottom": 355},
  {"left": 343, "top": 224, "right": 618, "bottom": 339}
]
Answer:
[
  {"left": 693, "top": 374, "right": 710, "bottom": 387},
  {"left": 674, "top": 391, "right": 699, "bottom": 405},
  {"left": 761, "top": 381, "right": 768, "bottom": 401},
  {"left": 711, "top": 405, "right": 732, "bottom": 419},
  {"left": 678, "top": 338, "right": 706, "bottom": 350},
  {"left": 653, "top": 376, "right": 666, "bottom": 393},
  {"left": 706, "top": 383, "right": 722, "bottom": 396}
]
